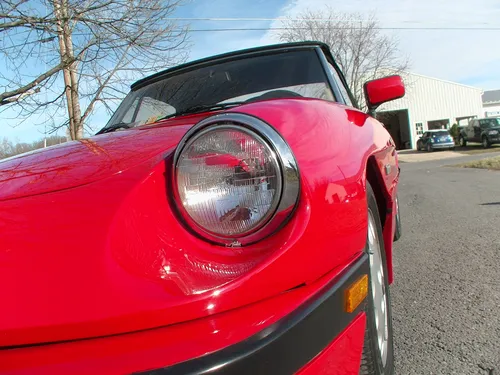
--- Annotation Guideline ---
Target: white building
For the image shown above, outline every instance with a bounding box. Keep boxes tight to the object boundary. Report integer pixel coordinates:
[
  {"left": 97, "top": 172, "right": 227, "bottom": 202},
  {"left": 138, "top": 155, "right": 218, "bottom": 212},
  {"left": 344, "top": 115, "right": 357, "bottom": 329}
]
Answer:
[
  {"left": 375, "top": 71, "right": 483, "bottom": 150},
  {"left": 482, "top": 90, "right": 500, "bottom": 118}
]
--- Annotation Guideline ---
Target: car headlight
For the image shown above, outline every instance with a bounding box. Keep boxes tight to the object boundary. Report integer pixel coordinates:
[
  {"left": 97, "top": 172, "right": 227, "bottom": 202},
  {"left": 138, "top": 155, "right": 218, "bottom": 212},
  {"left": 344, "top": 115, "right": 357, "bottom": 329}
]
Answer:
[
  {"left": 173, "top": 113, "right": 300, "bottom": 245},
  {"left": 430, "top": 138, "right": 435, "bottom": 143},
  {"left": 488, "top": 130, "right": 498, "bottom": 135}
]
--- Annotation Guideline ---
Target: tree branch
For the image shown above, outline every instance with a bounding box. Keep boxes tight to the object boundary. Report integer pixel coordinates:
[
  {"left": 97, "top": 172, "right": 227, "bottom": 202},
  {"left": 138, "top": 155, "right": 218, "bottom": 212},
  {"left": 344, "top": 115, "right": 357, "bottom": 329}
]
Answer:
[
  {"left": 0, "top": 62, "right": 66, "bottom": 105},
  {"left": 80, "top": 44, "right": 131, "bottom": 123}
]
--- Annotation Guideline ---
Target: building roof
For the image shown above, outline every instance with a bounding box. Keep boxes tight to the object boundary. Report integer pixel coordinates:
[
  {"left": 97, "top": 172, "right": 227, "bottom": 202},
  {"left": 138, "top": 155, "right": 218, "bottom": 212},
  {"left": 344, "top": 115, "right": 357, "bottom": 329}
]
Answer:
[
  {"left": 482, "top": 89, "right": 500, "bottom": 104},
  {"left": 374, "top": 68, "right": 483, "bottom": 91}
]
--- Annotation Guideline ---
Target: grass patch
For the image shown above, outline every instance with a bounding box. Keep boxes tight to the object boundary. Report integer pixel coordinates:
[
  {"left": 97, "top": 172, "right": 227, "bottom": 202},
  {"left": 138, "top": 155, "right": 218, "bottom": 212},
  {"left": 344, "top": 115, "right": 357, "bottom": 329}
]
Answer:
[
  {"left": 454, "top": 144, "right": 500, "bottom": 155},
  {"left": 454, "top": 156, "right": 500, "bottom": 170}
]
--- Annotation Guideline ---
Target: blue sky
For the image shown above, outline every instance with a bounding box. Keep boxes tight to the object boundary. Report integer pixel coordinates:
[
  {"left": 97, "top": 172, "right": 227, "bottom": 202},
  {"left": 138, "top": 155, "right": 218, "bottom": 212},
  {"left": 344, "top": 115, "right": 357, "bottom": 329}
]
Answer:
[
  {"left": 2, "top": 0, "right": 500, "bottom": 143},
  {"left": 181, "top": 0, "right": 287, "bottom": 60}
]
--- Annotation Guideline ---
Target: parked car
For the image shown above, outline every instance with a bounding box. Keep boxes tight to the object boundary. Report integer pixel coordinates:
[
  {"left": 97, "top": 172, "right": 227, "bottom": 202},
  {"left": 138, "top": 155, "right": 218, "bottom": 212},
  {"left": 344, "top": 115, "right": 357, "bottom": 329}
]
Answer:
[
  {"left": 0, "top": 42, "right": 404, "bottom": 375},
  {"left": 416, "top": 129, "right": 455, "bottom": 151},
  {"left": 458, "top": 117, "right": 500, "bottom": 148}
]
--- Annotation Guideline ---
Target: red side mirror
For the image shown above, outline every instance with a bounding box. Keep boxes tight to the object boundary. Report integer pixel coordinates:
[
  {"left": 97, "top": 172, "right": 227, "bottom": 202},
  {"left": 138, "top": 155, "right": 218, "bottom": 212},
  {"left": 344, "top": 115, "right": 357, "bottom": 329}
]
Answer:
[{"left": 364, "top": 75, "right": 405, "bottom": 111}]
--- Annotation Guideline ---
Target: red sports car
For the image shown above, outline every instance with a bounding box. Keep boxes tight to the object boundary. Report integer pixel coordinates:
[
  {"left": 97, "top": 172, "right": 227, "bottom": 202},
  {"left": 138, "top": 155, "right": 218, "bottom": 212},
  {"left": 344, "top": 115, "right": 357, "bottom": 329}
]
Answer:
[{"left": 0, "top": 42, "right": 404, "bottom": 375}]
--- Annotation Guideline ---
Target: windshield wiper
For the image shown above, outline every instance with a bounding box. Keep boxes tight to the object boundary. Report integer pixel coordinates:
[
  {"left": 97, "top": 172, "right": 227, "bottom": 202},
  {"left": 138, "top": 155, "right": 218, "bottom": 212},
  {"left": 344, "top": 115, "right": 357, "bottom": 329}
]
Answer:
[
  {"left": 160, "top": 101, "right": 245, "bottom": 120},
  {"left": 96, "top": 102, "right": 245, "bottom": 135},
  {"left": 96, "top": 122, "right": 131, "bottom": 135}
]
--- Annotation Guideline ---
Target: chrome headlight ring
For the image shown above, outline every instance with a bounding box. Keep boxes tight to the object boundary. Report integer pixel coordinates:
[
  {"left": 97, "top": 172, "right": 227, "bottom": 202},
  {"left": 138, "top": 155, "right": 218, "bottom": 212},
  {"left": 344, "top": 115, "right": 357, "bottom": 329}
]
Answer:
[{"left": 172, "top": 112, "right": 300, "bottom": 246}]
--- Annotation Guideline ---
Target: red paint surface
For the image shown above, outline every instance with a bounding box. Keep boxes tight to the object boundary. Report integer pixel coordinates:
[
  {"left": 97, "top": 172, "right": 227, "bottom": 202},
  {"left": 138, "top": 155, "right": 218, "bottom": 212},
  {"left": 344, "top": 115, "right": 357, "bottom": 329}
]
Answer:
[
  {"left": 364, "top": 75, "right": 405, "bottom": 108},
  {"left": 0, "top": 98, "right": 398, "bottom": 351},
  {"left": 296, "top": 313, "right": 366, "bottom": 375},
  {"left": 0, "top": 256, "right": 366, "bottom": 375}
]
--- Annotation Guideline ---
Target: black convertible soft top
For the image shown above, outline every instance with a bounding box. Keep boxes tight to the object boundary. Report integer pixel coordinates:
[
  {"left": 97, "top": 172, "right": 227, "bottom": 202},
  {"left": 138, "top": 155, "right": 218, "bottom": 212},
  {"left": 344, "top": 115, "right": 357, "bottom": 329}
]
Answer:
[{"left": 131, "top": 41, "right": 335, "bottom": 91}]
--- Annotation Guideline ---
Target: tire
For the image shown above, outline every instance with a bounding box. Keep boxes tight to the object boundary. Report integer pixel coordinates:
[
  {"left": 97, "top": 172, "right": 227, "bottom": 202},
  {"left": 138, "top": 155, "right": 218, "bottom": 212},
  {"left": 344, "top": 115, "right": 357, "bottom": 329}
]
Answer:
[
  {"left": 459, "top": 136, "right": 467, "bottom": 147},
  {"left": 416, "top": 141, "right": 421, "bottom": 151},
  {"left": 482, "top": 136, "right": 490, "bottom": 149},
  {"left": 393, "top": 195, "right": 402, "bottom": 242},
  {"left": 360, "top": 183, "right": 394, "bottom": 375},
  {"left": 426, "top": 143, "right": 433, "bottom": 152}
]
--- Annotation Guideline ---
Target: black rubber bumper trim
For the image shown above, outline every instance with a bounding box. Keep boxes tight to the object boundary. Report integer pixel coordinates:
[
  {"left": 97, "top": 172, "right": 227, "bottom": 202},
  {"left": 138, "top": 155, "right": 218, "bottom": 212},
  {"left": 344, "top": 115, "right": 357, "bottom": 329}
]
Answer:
[{"left": 137, "top": 253, "right": 369, "bottom": 375}]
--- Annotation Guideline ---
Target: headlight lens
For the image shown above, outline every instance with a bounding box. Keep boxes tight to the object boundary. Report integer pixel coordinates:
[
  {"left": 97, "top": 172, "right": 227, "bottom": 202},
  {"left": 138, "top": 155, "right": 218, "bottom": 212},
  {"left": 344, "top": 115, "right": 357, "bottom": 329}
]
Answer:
[
  {"left": 176, "top": 127, "right": 280, "bottom": 237},
  {"left": 173, "top": 113, "right": 300, "bottom": 245},
  {"left": 488, "top": 130, "right": 498, "bottom": 135}
]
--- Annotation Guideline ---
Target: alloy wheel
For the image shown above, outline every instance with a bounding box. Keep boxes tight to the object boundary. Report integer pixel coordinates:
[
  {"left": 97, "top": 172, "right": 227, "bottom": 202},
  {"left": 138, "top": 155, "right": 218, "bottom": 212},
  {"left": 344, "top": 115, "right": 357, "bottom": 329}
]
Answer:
[{"left": 367, "top": 210, "right": 389, "bottom": 367}]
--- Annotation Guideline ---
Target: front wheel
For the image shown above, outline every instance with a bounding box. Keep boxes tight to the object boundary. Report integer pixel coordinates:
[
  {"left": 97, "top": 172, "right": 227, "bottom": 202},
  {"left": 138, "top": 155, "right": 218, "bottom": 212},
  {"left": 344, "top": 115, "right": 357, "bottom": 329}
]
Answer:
[
  {"left": 426, "top": 143, "right": 433, "bottom": 152},
  {"left": 360, "top": 183, "right": 394, "bottom": 375},
  {"left": 482, "top": 136, "right": 491, "bottom": 149},
  {"left": 459, "top": 136, "right": 467, "bottom": 147}
]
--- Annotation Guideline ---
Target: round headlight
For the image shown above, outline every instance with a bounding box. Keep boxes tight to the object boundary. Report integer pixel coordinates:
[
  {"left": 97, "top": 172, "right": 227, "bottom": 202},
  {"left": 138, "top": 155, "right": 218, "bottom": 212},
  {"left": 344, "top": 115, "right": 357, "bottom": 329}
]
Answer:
[{"left": 173, "top": 113, "right": 299, "bottom": 245}]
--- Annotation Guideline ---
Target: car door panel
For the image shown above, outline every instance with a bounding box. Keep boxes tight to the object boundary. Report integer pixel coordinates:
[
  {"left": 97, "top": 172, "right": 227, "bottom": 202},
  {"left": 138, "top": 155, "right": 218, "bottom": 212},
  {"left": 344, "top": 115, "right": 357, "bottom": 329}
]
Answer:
[
  {"left": 466, "top": 121, "right": 474, "bottom": 140},
  {"left": 475, "top": 121, "right": 483, "bottom": 140},
  {"left": 422, "top": 132, "right": 430, "bottom": 148}
]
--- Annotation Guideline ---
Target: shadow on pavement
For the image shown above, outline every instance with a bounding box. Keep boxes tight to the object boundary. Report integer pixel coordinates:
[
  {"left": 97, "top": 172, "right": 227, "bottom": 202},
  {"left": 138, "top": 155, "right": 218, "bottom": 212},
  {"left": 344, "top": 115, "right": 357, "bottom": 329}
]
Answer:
[
  {"left": 398, "top": 149, "right": 456, "bottom": 155},
  {"left": 397, "top": 150, "right": 420, "bottom": 155},
  {"left": 454, "top": 144, "right": 500, "bottom": 154}
]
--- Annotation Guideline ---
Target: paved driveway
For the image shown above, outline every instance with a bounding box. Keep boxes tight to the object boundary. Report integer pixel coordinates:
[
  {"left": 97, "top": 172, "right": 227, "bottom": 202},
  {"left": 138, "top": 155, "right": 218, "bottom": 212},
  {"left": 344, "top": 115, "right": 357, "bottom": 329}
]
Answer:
[{"left": 392, "top": 154, "right": 500, "bottom": 374}]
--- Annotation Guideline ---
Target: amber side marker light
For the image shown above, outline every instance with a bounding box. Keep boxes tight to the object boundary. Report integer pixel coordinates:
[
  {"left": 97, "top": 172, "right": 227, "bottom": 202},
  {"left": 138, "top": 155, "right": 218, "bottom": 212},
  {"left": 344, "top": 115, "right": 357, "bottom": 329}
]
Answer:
[{"left": 345, "top": 274, "right": 369, "bottom": 313}]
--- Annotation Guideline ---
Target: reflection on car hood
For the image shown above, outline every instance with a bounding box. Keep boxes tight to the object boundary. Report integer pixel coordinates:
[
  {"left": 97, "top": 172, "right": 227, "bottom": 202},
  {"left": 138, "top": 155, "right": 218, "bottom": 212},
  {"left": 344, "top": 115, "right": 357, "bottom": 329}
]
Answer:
[
  {"left": 0, "top": 117, "right": 210, "bottom": 347},
  {"left": 0, "top": 123, "right": 196, "bottom": 202}
]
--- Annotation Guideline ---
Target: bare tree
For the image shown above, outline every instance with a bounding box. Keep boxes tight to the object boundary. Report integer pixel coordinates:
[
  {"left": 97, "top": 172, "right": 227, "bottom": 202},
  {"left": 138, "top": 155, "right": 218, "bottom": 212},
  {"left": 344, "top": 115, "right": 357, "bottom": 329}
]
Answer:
[
  {"left": 277, "top": 7, "right": 409, "bottom": 109},
  {"left": 0, "top": 137, "right": 15, "bottom": 159},
  {"left": 0, "top": 0, "right": 189, "bottom": 139},
  {"left": 0, "top": 135, "right": 67, "bottom": 159}
]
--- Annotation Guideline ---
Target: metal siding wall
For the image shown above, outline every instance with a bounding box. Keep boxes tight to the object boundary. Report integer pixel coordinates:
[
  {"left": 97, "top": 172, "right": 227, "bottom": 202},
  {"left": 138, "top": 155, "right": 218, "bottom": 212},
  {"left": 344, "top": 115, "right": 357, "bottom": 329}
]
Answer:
[{"left": 378, "top": 73, "right": 483, "bottom": 148}]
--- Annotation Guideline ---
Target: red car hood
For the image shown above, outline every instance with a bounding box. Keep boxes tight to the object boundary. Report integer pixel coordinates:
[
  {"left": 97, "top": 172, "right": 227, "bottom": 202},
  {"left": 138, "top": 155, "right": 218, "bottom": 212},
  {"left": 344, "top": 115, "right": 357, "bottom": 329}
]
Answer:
[
  {"left": 0, "top": 116, "right": 210, "bottom": 347},
  {"left": 0, "top": 109, "right": 299, "bottom": 348},
  {"left": 0, "top": 124, "right": 191, "bottom": 202}
]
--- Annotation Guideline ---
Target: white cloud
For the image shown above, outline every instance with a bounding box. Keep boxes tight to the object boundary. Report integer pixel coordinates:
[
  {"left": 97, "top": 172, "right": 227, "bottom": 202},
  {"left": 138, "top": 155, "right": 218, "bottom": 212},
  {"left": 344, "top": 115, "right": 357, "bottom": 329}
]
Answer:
[{"left": 260, "top": 0, "right": 500, "bottom": 89}]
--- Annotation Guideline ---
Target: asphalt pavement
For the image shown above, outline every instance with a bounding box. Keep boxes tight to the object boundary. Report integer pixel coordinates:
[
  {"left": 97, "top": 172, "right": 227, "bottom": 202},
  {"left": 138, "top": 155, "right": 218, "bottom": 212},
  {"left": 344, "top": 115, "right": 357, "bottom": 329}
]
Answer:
[{"left": 392, "top": 152, "right": 500, "bottom": 374}]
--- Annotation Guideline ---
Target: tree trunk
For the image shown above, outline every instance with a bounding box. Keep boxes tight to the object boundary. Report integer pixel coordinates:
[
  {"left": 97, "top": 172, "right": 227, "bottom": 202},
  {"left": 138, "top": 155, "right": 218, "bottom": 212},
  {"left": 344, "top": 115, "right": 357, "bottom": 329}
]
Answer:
[{"left": 53, "top": 0, "right": 83, "bottom": 140}]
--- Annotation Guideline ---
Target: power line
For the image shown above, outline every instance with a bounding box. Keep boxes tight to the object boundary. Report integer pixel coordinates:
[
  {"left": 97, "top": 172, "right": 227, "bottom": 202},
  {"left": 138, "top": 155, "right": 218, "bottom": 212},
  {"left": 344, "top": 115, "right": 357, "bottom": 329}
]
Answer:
[
  {"left": 169, "top": 17, "right": 359, "bottom": 21},
  {"left": 168, "top": 17, "right": 500, "bottom": 27},
  {"left": 183, "top": 26, "right": 500, "bottom": 32},
  {"left": 68, "top": 25, "right": 500, "bottom": 38},
  {"left": 167, "top": 17, "right": 499, "bottom": 25}
]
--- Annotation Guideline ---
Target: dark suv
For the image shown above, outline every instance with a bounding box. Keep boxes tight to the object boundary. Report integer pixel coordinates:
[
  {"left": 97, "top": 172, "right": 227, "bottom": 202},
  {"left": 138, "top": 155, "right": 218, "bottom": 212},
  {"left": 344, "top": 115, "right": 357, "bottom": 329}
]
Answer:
[{"left": 458, "top": 118, "right": 500, "bottom": 148}]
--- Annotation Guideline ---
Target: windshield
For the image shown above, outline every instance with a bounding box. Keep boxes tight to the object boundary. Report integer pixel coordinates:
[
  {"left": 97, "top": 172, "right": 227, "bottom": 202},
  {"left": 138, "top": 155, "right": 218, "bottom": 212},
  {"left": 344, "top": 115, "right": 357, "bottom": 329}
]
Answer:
[
  {"left": 102, "top": 49, "right": 335, "bottom": 130},
  {"left": 431, "top": 130, "right": 450, "bottom": 137},
  {"left": 480, "top": 118, "right": 500, "bottom": 128}
]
